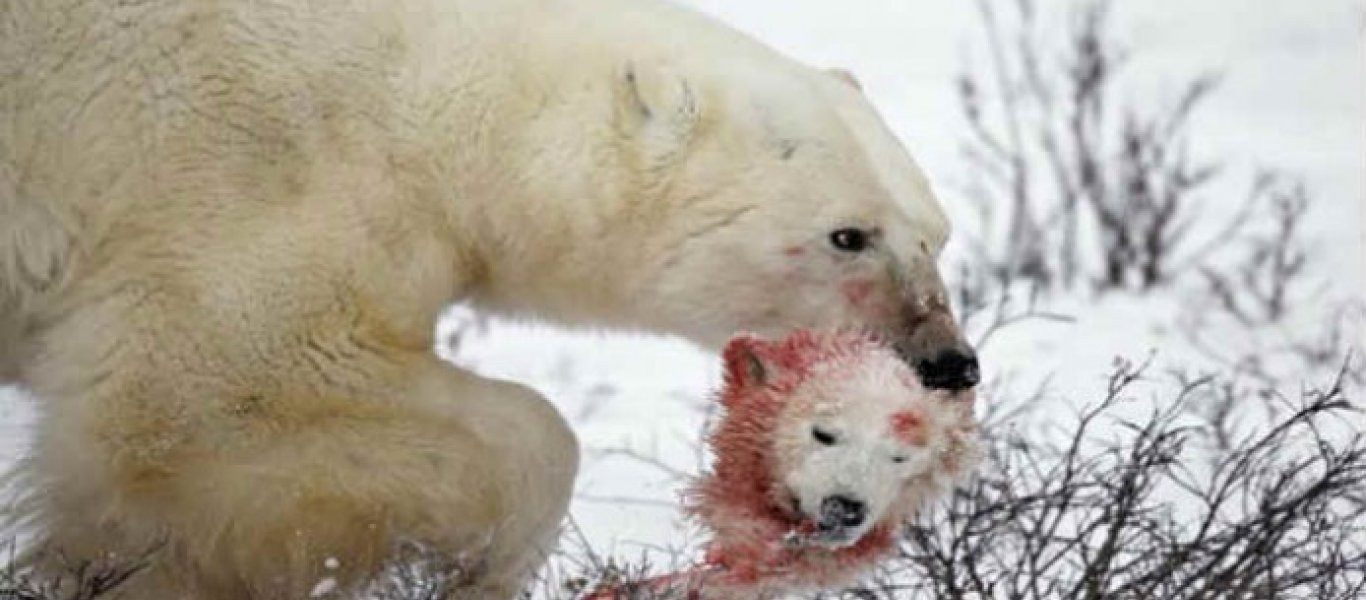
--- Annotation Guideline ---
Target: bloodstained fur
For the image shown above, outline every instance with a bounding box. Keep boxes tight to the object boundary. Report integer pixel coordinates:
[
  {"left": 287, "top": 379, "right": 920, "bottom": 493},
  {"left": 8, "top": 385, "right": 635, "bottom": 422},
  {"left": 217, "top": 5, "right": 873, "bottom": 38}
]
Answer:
[{"left": 588, "top": 330, "right": 979, "bottom": 599}]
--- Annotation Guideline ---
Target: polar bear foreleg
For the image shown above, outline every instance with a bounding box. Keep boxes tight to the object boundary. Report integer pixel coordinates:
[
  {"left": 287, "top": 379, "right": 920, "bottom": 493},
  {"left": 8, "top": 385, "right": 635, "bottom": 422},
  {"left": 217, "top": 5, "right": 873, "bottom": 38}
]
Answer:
[{"left": 23, "top": 347, "right": 577, "bottom": 600}]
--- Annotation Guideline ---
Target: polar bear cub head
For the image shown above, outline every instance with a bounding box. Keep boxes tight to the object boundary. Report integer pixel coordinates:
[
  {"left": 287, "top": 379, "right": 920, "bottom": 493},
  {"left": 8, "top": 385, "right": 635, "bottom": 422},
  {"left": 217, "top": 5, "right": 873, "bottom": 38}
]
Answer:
[
  {"left": 704, "top": 330, "right": 980, "bottom": 551},
  {"left": 606, "top": 55, "right": 979, "bottom": 390}
]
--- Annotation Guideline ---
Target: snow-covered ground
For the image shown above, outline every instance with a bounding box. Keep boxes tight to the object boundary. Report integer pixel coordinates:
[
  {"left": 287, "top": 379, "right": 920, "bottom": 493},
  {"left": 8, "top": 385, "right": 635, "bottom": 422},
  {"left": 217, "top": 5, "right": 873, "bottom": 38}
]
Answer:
[{"left": 1, "top": 0, "right": 1362, "bottom": 593}]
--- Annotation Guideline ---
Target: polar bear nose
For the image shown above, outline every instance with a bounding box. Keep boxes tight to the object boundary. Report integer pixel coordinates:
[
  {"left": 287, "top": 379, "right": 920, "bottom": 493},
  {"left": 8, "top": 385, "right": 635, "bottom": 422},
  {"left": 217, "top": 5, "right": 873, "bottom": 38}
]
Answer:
[
  {"left": 915, "top": 347, "right": 980, "bottom": 391},
  {"left": 820, "top": 495, "right": 868, "bottom": 528}
]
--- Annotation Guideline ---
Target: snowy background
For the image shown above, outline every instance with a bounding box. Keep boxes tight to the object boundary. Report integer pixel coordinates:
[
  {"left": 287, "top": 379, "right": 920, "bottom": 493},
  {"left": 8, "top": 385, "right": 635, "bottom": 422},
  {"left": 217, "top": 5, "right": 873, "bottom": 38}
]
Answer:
[{"left": 1, "top": 0, "right": 1363, "bottom": 596}]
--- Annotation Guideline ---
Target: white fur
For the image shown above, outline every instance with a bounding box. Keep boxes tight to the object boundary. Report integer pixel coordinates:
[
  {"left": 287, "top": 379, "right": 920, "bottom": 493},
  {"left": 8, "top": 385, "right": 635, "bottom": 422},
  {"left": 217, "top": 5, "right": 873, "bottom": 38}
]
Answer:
[{"left": 774, "top": 356, "right": 966, "bottom": 546}]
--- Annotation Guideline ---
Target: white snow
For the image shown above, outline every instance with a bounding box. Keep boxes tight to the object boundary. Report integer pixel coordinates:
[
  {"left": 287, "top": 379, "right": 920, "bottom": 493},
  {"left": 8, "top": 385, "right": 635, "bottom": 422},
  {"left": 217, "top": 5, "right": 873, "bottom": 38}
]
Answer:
[
  {"left": 309, "top": 576, "right": 338, "bottom": 598},
  {"left": 0, "top": 386, "right": 31, "bottom": 476}
]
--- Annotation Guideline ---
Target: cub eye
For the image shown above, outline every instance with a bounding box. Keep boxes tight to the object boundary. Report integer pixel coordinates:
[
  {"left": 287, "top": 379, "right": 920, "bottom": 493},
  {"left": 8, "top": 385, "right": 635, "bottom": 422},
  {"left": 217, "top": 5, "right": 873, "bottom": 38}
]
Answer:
[
  {"left": 891, "top": 455, "right": 909, "bottom": 464},
  {"left": 811, "top": 427, "right": 838, "bottom": 446},
  {"left": 829, "top": 228, "right": 869, "bottom": 252}
]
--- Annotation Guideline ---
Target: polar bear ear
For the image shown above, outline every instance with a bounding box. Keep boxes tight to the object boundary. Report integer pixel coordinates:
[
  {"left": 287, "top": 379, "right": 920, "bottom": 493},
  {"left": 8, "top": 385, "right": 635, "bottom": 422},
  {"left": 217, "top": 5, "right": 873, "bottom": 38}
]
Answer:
[
  {"left": 825, "top": 68, "right": 863, "bottom": 92},
  {"left": 617, "top": 62, "right": 702, "bottom": 146},
  {"left": 722, "top": 334, "right": 778, "bottom": 390}
]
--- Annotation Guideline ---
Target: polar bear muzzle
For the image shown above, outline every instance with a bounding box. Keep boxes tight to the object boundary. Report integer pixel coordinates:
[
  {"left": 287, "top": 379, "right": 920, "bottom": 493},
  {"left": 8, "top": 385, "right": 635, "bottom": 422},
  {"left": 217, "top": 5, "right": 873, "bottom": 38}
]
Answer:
[{"left": 890, "top": 269, "right": 980, "bottom": 391}]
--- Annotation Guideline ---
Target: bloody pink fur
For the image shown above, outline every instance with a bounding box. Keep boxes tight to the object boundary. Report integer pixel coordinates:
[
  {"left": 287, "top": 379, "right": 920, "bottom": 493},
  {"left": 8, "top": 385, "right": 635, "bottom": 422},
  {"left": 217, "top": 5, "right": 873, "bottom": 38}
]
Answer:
[
  {"left": 890, "top": 409, "right": 928, "bottom": 446},
  {"left": 588, "top": 330, "right": 977, "bottom": 599},
  {"left": 684, "top": 331, "right": 900, "bottom": 594},
  {"left": 840, "top": 278, "right": 876, "bottom": 307}
]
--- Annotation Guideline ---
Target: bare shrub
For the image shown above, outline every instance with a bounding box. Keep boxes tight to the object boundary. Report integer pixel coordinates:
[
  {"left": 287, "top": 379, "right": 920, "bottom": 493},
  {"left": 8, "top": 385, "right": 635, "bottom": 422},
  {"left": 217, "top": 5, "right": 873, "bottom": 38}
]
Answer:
[
  {"left": 1199, "top": 175, "right": 1313, "bottom": 325},
  {"left": 954, "top": 0, "right": 1308, "bottom": 295},
  {"left": 361, "top": 540, "right": 490, "bottom": 600},
  {"left": 0, "top": 543, "right": 153, "bottom": 600},
  {"left": 520, "top": 521, "right": 684, "bottom": 600},
  {"left": 840, "top": 361, "right": 1365, "bottom": 600}
]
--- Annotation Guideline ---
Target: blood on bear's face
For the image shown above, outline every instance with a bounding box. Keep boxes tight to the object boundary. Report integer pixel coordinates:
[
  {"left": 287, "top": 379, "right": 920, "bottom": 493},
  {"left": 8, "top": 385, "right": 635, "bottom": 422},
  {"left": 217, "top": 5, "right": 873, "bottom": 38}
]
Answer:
[
  {"left": 771, "top": 353, "right": 945, "bottom": 547},
  {"left": 719, "top": 332, "right": 969, "bottom": 549},
  {"left": 633, "top": 66, "right": 978, "bottom": 391}
]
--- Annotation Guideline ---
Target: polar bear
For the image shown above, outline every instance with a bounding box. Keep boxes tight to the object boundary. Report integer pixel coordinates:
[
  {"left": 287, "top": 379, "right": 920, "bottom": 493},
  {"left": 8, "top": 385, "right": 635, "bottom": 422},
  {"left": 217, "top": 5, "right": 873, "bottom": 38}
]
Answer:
[
  {"left": 0, "top": 0, "right": 977, "bottom": 597},
  {"left": 592, "top": 330, "right": 979, "bottom": 599}
]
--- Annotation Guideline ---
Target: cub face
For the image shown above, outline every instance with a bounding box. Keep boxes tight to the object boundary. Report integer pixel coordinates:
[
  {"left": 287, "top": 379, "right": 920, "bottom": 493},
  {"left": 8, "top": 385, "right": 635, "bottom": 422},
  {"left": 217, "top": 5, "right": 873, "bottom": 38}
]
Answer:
[
  {"left": 773, "top": 355, "right": 938, "bottom": 546},
  {"left": 721, "top": 332, "right": 968, "bottom": 548}
]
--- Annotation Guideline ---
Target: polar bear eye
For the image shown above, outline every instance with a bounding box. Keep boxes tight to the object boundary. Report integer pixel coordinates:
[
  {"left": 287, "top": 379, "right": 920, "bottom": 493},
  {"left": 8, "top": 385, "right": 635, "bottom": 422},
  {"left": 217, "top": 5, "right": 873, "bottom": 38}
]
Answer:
[
  {"left": 811, "top": 427, "right": 838, "bottom": 446},
  {"left": 829, "top": 228, "right": 869, "bottom": 252},
  {"left": 891, "top": 455, "right": 909, "bottom": 464}
]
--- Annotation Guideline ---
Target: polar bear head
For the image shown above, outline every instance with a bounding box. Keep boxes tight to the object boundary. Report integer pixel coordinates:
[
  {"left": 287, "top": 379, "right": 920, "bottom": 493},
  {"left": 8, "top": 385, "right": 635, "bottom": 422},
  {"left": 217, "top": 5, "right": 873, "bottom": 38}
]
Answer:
[
  {"left": 474, "top": 10, "right": 977, "bottom": 389},
  {"left": 606, "top": 58, "right": 980, "bottom": 390},
  {"left": 691, "top": 330, "right": 979, "bottom": 564}
]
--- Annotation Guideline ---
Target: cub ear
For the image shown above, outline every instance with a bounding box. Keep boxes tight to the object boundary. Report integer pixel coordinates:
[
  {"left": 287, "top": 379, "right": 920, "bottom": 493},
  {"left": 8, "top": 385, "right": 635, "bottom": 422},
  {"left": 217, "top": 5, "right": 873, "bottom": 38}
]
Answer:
[
  {"left": 617, "top": 61, "right": 702, "bottom": 143},
  {"left": 825, "top": 67, "right": 863, "bottom": 91},
  {"left": 722, "top": 334, "right": 778, "bottom": 390}
]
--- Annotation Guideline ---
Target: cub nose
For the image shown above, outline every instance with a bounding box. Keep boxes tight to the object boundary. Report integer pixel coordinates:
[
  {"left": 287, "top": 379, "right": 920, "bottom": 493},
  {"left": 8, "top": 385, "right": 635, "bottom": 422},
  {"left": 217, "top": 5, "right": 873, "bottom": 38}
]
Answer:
[
  {"left": 916, "top": 347, "right": 981, "bottom": 391},
  {"left": 820, "top": 494, "right": 868, "bottom": 528}
]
